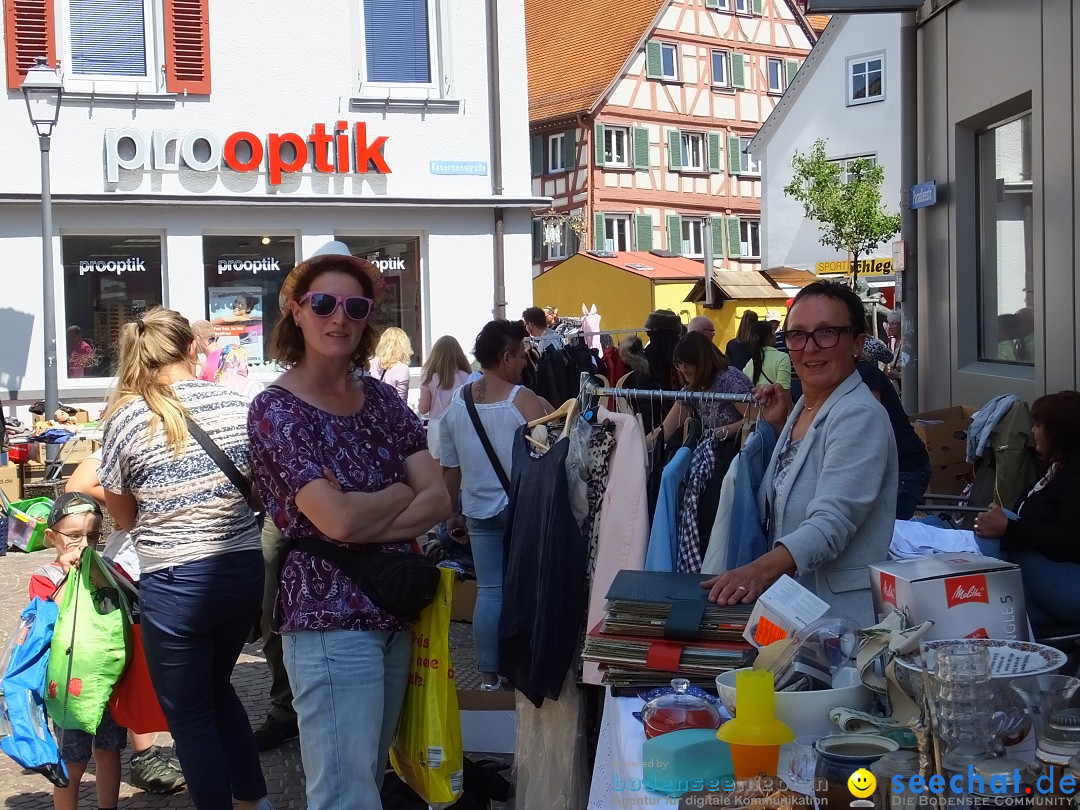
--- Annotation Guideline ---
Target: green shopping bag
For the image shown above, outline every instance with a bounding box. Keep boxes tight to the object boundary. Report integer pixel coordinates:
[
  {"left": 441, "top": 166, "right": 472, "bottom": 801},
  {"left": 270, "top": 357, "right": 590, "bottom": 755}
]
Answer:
[{"left": 45, "top": 548, "right": 132, "bottom": 733}]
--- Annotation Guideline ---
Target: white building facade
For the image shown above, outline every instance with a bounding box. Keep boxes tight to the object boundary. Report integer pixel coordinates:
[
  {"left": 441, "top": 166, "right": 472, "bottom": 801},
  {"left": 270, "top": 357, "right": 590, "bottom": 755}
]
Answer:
[
  {"left": 0, "top": 0, "right": 540, "bottom": 406},
  {"left": 750, "top": 13, "right": 901, "bottom": 281}
]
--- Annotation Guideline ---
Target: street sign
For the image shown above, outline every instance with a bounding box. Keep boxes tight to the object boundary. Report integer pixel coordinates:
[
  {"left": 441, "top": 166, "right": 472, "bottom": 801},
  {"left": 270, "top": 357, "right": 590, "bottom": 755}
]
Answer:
[
  {"left": 910, "top": 181, "right": 937, "bottom": 209},
  {"left": 891, "top": 240, "right": 905, "bottom": 273}
]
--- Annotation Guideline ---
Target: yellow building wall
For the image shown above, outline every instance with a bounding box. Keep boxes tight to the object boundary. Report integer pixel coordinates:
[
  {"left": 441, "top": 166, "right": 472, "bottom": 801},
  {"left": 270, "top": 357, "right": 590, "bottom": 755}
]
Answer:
[
  {"left": 694, "top": 301, "right": 790, "bottom": 349},
  {"left": 532, "top": 256, "right": 654, "bottom": 332},
  {"left": 651, "top": 283, "right": 697, "bottom": 327}
]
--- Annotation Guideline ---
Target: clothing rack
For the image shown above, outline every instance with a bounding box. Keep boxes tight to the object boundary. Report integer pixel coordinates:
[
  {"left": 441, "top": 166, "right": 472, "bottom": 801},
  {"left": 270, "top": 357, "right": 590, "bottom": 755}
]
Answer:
[{"left": 577, "top": 373, "right": 755, "bottom": 407}]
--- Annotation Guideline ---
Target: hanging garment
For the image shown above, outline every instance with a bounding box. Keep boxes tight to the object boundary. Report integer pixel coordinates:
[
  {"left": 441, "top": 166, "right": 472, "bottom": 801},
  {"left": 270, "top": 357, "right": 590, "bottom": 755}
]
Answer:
[
  {"left": 676, "top": 436, "right": 719, "bottom": 574},
  {"left": 500, "top": 427, "right": 587, "bottom": 707},
  {"left": 514, "top": 670, "right": 590, "bottom": 810},
  {"left": 646, "top": 428, "right": 667, "bottom": 522},
  {"left": 644, "top": 447, "right": 693, "bottom": 572},
  {"left": 580, "top": 423, "right": 618, "bottom": 587},
  {"left": 701, "top": 420, "right": 778, "bottom": 575},
  {"left": 966, "top": 394, "right": 1020, "bottom": 463},
  {"left": 583, "top": 407, "right": 650, "bottom": 685},
  {"left": 694, "top": 435, "right": 740, "bottom": 557}
]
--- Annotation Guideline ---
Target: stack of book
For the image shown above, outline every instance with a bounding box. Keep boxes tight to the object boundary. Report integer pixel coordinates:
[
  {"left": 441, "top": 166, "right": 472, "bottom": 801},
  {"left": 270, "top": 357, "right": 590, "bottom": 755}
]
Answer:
[{"left": 582, "top": 571, "right": 756, "bottom": 689}]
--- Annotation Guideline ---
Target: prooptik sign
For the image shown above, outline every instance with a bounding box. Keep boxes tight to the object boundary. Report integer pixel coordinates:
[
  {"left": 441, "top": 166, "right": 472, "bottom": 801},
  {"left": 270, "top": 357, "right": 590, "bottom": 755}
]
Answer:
[
  {"left": 78, "top": 258, "right": 147, "bottom": 276},
  {"left": 217, "top": 258, "right": 281, "bottom": 275},
  {"left": 104, "top": 122, "right": 391, "bottom": 185}
]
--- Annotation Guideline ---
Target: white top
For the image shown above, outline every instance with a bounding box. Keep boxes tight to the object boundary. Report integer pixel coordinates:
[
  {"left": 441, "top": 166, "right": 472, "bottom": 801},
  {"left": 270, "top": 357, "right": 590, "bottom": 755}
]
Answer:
[
  {"left": 99, "top": 380, "right": 261, "bottom": 574},
  {"left": 439, "top": 384, "right": 526, "bottom": 519},
  {"left": 421, "top": 370, "right": 469, "bottom": 420}
]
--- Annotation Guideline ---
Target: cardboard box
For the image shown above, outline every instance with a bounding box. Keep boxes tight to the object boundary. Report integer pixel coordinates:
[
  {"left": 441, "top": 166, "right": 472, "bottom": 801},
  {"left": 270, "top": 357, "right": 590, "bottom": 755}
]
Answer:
[
  {"left": 0, "top": 461, "right": 20, "bottom": 502},
  {"left": 928, "top": 462, "right": 974, "bottom": 496},
  {"left": 870, "top": 555, "right": 1028, "bottom": 642},
  {"left": 743, "top": 574, "right": 829, "bottom": 648},
  {"left": 911, "top": 405, "right": 977, "bottom": 467},
  {"left": 451, "top": 579, "right": 477, "bottom": 623}
]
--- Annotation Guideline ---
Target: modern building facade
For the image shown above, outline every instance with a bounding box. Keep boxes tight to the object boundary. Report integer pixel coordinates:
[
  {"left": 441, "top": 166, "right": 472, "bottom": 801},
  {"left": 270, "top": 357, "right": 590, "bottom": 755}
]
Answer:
[
  {"left": 914, "top": 0, "right": 1078, "bottom": 407},
  {"left": 0, "top": 0, "right": 541, "bottom": 407},
  {"left": 526, "top": 0, "right": 820, "bottom": 278},
  {"left": 750, "top": 12, "right": 902, "bottom": 297}
]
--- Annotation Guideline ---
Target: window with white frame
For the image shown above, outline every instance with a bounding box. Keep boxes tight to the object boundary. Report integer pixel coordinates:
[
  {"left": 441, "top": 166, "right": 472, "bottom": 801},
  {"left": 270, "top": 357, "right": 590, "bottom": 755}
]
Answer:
[
  {"left": 738, "top": 137, "right": 761, "bottom": 175},
  {"left": 660, "top": 43, "right": 679, "bottom": 80},
  {"left": 734, "top": 0, "right": 750, "bottom": 13},
  {"left": 740, "top": 219, "right": 761, "bottom": 259},
  {"left": 681, "top": 218, "right": 705, "bottom": 258},
  {"left": 711, "top": 50, "right": 730, "bottom": 88},
  {"left": 605, "top": 127, "right": 630, "bottom": 167},
  {"left": 604, "top": 215, "right": 631, "bottom": 252},
  {"left": 362, "top": 0, "right": 441, "bottom": 88},
  {"left": 681, "top": 132, "right": 705, "bottom": 172},
  {"left": 714, "top": 0, "right": 731, "bottom": 8},
  {"left": 833, "top": 154, "right": 877, "bottom": 184},
  {"left": 547, "top": 133, "right": 566, "bottom": 173},
  {"left": 60, "top": 0, "right": 160, "bottom": 90},
  {"left": 767, "top": 58, "right": 784, "bottom": 94},
  {"left": 848, "top": 54, "right": 884, "bottom": 105}
]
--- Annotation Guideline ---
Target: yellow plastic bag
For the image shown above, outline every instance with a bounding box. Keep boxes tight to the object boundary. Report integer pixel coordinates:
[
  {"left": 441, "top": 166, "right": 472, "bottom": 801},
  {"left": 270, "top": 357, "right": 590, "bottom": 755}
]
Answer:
[{"left": 390, "top": 567, "right": 463, "bottom": 808}]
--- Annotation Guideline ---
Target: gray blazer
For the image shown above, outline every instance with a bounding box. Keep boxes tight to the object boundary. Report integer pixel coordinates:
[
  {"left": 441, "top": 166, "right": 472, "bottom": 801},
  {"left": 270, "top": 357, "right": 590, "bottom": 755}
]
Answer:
[{"left": 758, "top": 369, "right": 898, "bottom": 625}]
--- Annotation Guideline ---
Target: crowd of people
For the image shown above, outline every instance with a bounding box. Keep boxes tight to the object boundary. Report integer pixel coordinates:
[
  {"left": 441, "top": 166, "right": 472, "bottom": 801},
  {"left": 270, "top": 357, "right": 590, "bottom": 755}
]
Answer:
[{"left": 25, "top": 263, "right": 1080, "bottom": 809}]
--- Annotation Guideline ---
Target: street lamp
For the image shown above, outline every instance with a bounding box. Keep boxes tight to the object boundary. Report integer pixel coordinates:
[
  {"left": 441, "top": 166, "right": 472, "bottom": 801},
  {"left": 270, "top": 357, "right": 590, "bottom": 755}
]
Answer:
[{"left": 21, "top": 57, "right": 64, "bottom": 460}]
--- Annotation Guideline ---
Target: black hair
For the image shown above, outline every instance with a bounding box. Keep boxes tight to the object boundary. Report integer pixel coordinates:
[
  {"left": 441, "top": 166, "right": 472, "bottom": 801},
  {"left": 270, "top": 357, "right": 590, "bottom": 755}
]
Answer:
[
  {"left": 674, "top": 331, "right": 729, "bottom": 391},
  {"left": 1031, "top": 391, "right": 1080, "bottom": 469},
  {"left": 473, "top": 319, "right": 528, "bottom": 369},
  {"left": 748, "top": 322, "right": 775, "bottom": 385},
  {"left": 521, "top": 307, "right": 546, "bottom": 329},
  {"left": 791, "top": 281, "right": 868, "bottom": 333}
]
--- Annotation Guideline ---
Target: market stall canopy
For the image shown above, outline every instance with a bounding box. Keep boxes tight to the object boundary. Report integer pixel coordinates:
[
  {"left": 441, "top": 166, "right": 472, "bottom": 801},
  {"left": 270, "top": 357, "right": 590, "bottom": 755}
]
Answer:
[
  {"left": 685, "top": 271, "right": 789, "bottom": 303},
  {"left": 761, "top": 267, "right": 819, "bottom": 288}
]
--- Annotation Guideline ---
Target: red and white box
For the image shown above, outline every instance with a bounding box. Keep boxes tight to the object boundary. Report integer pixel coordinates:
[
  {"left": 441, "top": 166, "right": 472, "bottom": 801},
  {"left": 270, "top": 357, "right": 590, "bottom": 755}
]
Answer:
[{"left": 870, "top": 555, "right": 1029, "bottom": 641}]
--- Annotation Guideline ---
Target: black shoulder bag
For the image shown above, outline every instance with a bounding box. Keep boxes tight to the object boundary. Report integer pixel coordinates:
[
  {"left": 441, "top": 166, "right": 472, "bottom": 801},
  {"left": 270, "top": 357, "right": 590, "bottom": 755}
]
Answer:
[
  {"left": 462, "top": 382, "right": 511, "bottom": 495},
  {"left": 186, "top": 417, "right": 254, "bottom": 504}
]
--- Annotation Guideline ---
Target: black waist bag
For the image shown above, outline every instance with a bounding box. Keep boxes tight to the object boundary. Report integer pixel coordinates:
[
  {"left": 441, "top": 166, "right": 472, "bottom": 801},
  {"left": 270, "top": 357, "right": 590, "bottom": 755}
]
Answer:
[{"left": 293, "top": 538, "right": 440, "bottom": 622}]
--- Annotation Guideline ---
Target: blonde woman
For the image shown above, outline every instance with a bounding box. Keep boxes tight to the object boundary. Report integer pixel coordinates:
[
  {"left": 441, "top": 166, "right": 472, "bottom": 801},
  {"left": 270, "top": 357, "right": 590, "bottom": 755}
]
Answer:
[
  {"left": 368, "top": 326, "right": 413, "bottom": 402},
  {"left": 98, "top": 308, "right": 271, "bottom": 810},
  {"left": 419, "top": 335, "right": 471, "bottom": 460}
]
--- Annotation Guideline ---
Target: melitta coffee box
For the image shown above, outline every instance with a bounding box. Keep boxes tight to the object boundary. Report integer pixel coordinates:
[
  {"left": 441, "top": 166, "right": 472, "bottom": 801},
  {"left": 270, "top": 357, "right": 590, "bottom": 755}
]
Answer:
[{"left": 870, "top": 555, "right": 1029, "bottom": 641}]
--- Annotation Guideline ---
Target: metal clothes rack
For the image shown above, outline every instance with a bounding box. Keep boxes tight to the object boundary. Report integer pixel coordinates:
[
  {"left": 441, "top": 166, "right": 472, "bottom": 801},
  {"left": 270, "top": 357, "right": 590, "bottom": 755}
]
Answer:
[{"left": 577, "top": 373, "right": 755, "bottom": 409}]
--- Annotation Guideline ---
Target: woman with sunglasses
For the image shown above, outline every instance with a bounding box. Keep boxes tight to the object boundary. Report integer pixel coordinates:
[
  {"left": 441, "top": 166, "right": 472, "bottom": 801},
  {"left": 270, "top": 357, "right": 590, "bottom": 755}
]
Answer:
[
  {"left": 247, "top": 253, "right": 451, "bottom": 810},
  {"left": 702, "top": 281, "right": 896, "bottom": 625}
]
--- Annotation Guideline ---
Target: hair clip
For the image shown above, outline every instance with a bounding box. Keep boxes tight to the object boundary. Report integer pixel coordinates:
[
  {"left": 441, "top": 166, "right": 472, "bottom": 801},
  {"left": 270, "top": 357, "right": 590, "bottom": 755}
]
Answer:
[{"left": 134, "top": 314, "right": 146, "bottom": 334}]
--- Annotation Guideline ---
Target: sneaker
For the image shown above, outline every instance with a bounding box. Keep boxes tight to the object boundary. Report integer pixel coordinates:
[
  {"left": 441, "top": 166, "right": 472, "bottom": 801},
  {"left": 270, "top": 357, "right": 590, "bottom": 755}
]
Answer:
[
  {"left": 254, "top": 714, "right": 299, "bottom": 752},
  {"left": 129, "top": 745, "right": 186, "bottom": 794}
]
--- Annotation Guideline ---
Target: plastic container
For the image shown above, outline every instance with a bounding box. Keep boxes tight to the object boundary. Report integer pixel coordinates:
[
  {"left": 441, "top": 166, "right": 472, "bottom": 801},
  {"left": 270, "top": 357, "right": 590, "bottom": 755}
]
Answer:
[
  {"left": 7, "top": 497, "right": 53, "bottom": 553},
  {"left": 717, "top": 669, "right": 794, "bottom": 778},
  {"left": 640, "top": 679, "right": 722, "bottom": 739}
]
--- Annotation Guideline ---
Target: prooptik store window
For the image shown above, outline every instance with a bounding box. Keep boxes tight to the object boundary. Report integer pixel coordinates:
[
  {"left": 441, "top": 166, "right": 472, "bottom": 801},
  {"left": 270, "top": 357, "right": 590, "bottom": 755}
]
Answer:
[
  {"left": 202, "top": 235, "right": 295, "bottom": 370},
  {"left": 61, "top": 234, "right": 164, "bottom": 379},
  {"left": 336, "top": 235, "right": 422, "bottom": 365}
]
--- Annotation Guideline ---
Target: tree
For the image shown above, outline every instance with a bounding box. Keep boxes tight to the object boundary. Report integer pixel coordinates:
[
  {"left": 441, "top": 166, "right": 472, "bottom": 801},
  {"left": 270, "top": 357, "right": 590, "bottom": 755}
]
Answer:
[{"left": 783, "top": 138, "right": 901, "bottom": 285}]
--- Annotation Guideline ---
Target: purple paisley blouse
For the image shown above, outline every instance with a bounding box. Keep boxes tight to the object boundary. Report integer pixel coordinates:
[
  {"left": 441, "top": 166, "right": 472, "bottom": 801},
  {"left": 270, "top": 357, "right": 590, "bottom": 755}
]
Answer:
[{"left": 248, "top": 379, "right": 427, "bottom": 633}]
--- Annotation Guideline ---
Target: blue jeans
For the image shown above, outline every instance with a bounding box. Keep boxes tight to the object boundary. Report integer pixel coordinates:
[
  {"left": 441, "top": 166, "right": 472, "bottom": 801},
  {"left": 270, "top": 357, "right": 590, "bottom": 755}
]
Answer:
[
  {"left": 466, "top": 508, "right": 507, "bottom": 674},
  {"left": 139, "top": 550, "right": 266, "bottom": 809},
  {"left": 976, "top": 539, "right": 1080, "bottom": 630},
  {"left": 284, "top": 628, "right": 411, "bottom": 810},
  {"left": 897, "top": 463, "right": 933, "bottom": 520}
]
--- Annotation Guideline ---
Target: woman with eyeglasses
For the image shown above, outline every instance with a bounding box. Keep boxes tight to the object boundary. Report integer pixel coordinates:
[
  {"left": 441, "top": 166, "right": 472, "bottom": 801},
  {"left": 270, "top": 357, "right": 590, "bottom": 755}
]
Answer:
[
  {"left": 649, "top": 331, "right": 754, "bottom": 445},
  {"left": 701, "top": 281, "right": 896, "bottom": 625},
  {"left": 247, "top": 254, "right": 451, "bottom": 810}
]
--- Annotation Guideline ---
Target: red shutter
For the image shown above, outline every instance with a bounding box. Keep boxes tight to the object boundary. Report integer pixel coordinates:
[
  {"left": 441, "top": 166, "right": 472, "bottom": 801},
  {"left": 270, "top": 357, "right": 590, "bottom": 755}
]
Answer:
[
  {"left": 4, "top": 0, "right": 56, "bottom": 91},
  {"left": 163, "top": 0, "right": 210, "bottom": 94}
]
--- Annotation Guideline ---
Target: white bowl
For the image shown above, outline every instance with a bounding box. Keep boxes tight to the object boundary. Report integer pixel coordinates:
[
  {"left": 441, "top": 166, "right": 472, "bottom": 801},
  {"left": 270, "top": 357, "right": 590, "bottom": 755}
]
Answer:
[{"left": 714, "top": 667, "right": 872, "bottom": 739}]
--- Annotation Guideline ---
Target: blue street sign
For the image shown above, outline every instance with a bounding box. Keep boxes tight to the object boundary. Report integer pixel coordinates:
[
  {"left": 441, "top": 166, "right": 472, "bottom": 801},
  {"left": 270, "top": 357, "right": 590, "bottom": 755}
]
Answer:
[
  {"left": 429, "top": 160, "right": 489, "bottom": 176},
  {"left": 910, "top": 181, "right": 937, "bottom": 209}
]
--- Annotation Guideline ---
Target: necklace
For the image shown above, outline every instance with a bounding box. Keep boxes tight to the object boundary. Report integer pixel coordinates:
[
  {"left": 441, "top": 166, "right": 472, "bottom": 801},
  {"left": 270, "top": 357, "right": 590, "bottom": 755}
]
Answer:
[{"left": 803, "top": 401, "right": 819, "bottom": 412}]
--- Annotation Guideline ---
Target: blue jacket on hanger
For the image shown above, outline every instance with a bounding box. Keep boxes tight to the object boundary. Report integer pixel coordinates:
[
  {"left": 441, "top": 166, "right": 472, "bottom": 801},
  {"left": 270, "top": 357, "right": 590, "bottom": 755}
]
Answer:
[{"left": 644, "top": 446, "right": 693, "bottom": 571}]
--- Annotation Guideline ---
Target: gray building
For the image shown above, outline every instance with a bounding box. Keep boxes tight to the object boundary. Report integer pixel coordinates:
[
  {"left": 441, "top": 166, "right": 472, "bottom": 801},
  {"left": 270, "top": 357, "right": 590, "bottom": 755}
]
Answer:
[{"left": 916, "top": 0, "right": 1078, "bottom": 407}]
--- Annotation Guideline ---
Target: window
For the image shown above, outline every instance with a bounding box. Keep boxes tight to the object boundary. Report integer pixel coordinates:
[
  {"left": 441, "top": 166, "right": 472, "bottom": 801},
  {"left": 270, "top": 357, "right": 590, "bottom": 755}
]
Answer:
[
  {"left": 661, "top": 43, "right": 679, "bottom": 80},
  {"left": 848, "top": 54, "right": 884, "bottom": 105},
  {"left": 976, "top": 113, "right": 1034, "bottom": 366},
  {"left": 738, "top": 136, "right": 761, "bottom": 175},
  {"left": 547, "top": 133, "right": 566, "bottom": 173},
  {"left": 362, "top": 0, "right": 436, "bottom": 85},
  {"left": 604, "top": 215, "right": 631, "bottom": 252},
  {"left": 62, "top": 234, "right": 163, "bottom": 379},
  {"left": 740, "top": 219, "right": 761, "bottom": 259},
  {"left": 681, "top": 132, "right": 705, "bottom": 172},
  {"left": 711, "top": 50, "right": 729, "bottom": 88},
  {"left": 734, "top": 0, "right": 750, "bottom": 12},
  {"left": 605, "top": 127, "right": 630, "bottom": 168},
  {"left": 767, "top": 58, "right": 784, "bottom": 94},
  {"left": 58, "top": 0, "right": 158, "bottom": 91},
  {"left": 834, "top": 154, "right": 878, "bottom": 184},
  {"left": 202, "top": 236, "right": 295, "bottom": 370},
  {"left": 681, "top": 218, "right": 705, "bottom": 258}
]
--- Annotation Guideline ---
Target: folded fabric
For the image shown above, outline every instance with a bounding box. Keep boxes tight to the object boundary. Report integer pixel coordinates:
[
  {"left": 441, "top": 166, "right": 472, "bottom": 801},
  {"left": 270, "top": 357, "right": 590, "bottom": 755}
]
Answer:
[
  {"left": 966, "top": 394, "right": 1019, "bottom": 462},
  {"left": 889, "top": 519, "right": 981, "bottom": 560}
]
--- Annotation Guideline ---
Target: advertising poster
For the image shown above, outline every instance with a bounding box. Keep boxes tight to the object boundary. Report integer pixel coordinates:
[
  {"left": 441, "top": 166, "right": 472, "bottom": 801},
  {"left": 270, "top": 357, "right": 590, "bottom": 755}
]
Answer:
[{"left": 209, "top": 286, "right": 264, "bottom": 364}]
